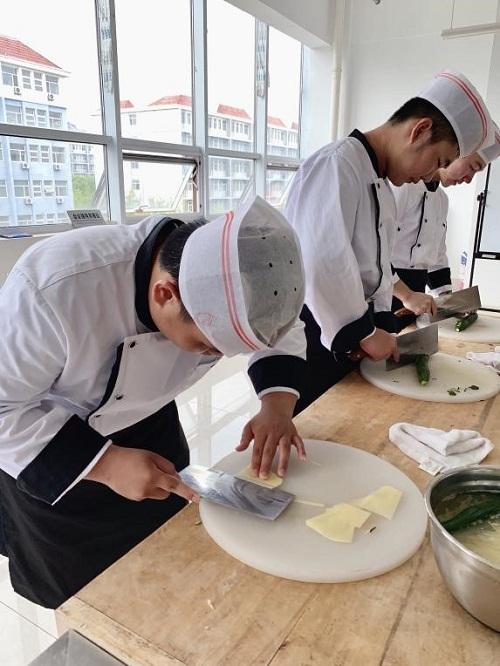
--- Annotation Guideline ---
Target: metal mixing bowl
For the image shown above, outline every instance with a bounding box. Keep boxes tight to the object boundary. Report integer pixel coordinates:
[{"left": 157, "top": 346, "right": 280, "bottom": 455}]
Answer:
[{"left": 424, "top": 465, "right": 500, "bottom": 632}]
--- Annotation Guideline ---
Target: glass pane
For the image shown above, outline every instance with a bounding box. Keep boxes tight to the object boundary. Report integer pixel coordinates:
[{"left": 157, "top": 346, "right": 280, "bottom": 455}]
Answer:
[
  {"left": 207, "top": 0, "right": 255, "bottom": 153},
  {"left": 267, "top": 28, "right": 301, "bottom": 159},
  {"left": 0, "top": 2, "right": 102, "bottom": 133},
  {"left": 208, "top": 156, "right": 254, "bottom": 215},
  {"left": 0, "top": 136, "right": 106, "bottom": 227},
  {"left": 115, "top": 0, "right": 192, "bottom": 143},
  {"left": 266, "top": 169, "right": 297, "bottom": 211},
  {"left": 123, "top": 159, "right": 196, "bottom": 224}
]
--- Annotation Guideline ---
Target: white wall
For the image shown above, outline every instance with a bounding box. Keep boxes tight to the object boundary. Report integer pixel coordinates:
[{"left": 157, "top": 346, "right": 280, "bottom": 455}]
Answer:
[{"left": 339, "top": 0, "right": 499, "bottom": 279}]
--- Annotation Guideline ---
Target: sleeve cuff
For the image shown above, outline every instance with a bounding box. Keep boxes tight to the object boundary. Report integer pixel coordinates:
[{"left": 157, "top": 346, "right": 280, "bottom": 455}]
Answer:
[
  {"left": 16, "top": 415, "right": 110, "bottom": 504},
  {"left": 427, "top": 267, "right": 452, "bottom": 290},
  {"left": 257, "top": 386, "right": 300, "bottom": 400},
  {"left": 331, "top": 308, "right": 375, "bottom": 353},
  {"left": 51, "top": 440, "right": 112, "bottom": 505},
  {"left": 248, "top": 355, "right": 305, "bottom": 398}
]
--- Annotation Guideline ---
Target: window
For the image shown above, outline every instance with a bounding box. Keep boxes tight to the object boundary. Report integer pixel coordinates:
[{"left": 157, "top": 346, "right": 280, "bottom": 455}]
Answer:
[
  {"left": 131, "top": 179, "right": 140, "bottom": 191},
  {"left": 57, "top": 213, "right": 67, "bottom": 222},
  {"left": 18, "top": 215, "right": 33, "bottom": 223},
  {"left": 49, "top": 110, "right": 63, "bottom": 129},
  {"left": 130, "top": 161, "right": 139, "bottom": 169},
  {"left": 29, "top": 144, "right": 40, "bottom": 162},
  {"left": 181, "top": 110, "right": 191, "bottom": 124},
  {"left": 0, "top": 216, "right": 9, "bottom": 226},
  {"left": 36, "top": 109, "right": 47, "bottom": 127},
  {"left": 0, "top": 180, "right": 7, "bottom": 197},
  {"left": 46, "top": 75, "right": 59, "bottom": 95},
  {"left": 35, "top": 214, "right": 46, "bottom": 224},
  {"left": 115, "top": 0, "right": 192, "bottom": 142},
  {"left": 10, "top": 143, "right": 26, "bottom": 162},
  {"left": 0, "top": 145, "right": 2, "bottom": 161},
  {"left": 22, "top": 69, "right": 32, "bottom": 89},
  {"left": 266, "top": 168, "right": 297, "bottom": 210},
  {"left": 2, "top": 64, "right": 18, "bottom": 87},
  {"left": 129, "top": 113, "right": 136, "bottom": 126},
  {"left": 52, "top": 146, "right": 66, "bottom": 164},
  {"left": 43, "top": 180, "right": 54, "bottom": 195},
  {"left": 41, "top": 145, "right": 51, "bottom": 162},
  {"left": 34, "top": 72, "right": 43, "bottom": 92},
  {"left": 32, "top": 180, "right": 43, "bottom": 197},
  {"left": 14, "top": 180, "right": 30, "bottom": 197},
  {"left": 6, "top": 103, "right": 23, "bottom": 124},
  {"left": 55, "top": 180, "right": 68, "bottom": 196},
  {"left": 25, "top": 107, "right": 36, "bottom": 126},
  {"left": 46, "top": 213, "right": 55, "bottom": 223},
  {"left": 208, "top": 156, "right": 253, "bottom": 214}
]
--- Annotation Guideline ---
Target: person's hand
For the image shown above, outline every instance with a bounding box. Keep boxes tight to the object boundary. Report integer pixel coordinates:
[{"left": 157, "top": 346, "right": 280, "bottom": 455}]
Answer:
[
  {"left": 360, "top": 328, "right": 399, "bottom": 362},
  {"left": 402, "top": 290, "right": 437, "bottom": 316},
  {"left": 85, "top": 444, "right": 199, "bottom": 502},
  {"left": 235, "top": 392, "right": 306, "bottom": 479}
]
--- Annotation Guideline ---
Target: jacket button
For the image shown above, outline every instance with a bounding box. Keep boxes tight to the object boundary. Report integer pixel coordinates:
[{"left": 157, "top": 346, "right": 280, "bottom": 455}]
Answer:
[
  {"left": 424, "top": 219, "right": 428, "bottom": 223},
  {"left": 115, "top": 394, "right": 124, "bottom": 401},
  {"left": 94, "top": 414, "right": 101, "bottom": 418},
  {"left": 397, "top": 227, "right": 401, "bottom": 231},
  {"left": 129, "top": 341, "right": 136, "bottom": 348},
  {"left": 417, "top": 243, "right": 421, "bottom": 247}
]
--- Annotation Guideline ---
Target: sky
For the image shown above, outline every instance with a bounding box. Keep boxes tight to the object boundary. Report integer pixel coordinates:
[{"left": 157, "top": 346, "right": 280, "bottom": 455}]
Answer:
[{"left": 1, "top": 0, "right": 301, "bottom": 132}]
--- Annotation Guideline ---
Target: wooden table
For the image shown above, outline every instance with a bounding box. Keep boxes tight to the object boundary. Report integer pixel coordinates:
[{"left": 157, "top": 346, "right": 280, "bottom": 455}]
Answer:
[{"left": 58, "top": 339, "right": 500, "bottom": 665}]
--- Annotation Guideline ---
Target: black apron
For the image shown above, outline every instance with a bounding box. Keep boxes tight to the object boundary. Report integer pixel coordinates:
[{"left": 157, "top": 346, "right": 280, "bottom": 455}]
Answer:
[{"left": 0, "top": 400, "right": 189, "bottom": 609}]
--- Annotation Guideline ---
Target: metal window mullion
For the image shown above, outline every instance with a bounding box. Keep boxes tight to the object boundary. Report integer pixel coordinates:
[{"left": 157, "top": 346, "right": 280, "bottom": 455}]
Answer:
[
  {"left": 192, "top": 0, "right": 208, "bottom": 216},
  {"left": 95, "top": 0, "right": 126, "bottom": 223},
  {"left": 121, "top": 137, "right": 202, "bottom": 159},
  {"left": 254, "top": 20, "right": 268, "bottom": 199},
  {"left": 207, "top": 147, "right": 259, "bottom": 161},
  {"left": 0, "top": 122, "right": 111, "bottom": 145}
]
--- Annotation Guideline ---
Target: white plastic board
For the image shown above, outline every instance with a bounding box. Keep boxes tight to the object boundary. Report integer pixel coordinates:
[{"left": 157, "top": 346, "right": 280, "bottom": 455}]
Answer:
[
  {"left": 360, "top": 352, "right": 499, "bottom": 403},
  {"left": 200, "top": 440, "right": 427, "bottom": 583},
  {"left": 434, "top": 313, "right": 500, "bottom": 343}
]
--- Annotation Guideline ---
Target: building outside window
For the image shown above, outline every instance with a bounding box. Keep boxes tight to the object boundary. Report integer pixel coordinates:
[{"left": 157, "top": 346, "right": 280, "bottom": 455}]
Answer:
[
  {"left": 46, "top": 74, "right": 59, "bottom": 95},
  {"left": 6, "top": 103, "right": 22, "bottom": 123},
  {"left": 37, "top": 109, "right": 47, "bottom": 127},
  {"left": 33, "top": 71, "right": 43, "bottom": 91},
  {"left": 10, "top": 143, "right": 26, "bottom": 162},
  {"left": 55, "top": 180, "right": 67, "bottom": 196},
  {"left": 49, "top": 110, "right": 63, "bottom": 129},
  {"left": 0, "top": 180, "right": 7, "bottom": 197},
  {"left": 41, "top": 146, "right": 51, "bottom": 162},
  {"left": 25, "top": 107, "right": 36, "bottom": 126},
  {"left": 29, "top": 144, "right": 40, "bottom": 162},
  {"left": 129, "top": 113, "right": 136, "bottom": 126},
  {"left": 21, "top": 68, "right": 31, "bottom": 89},
  {"left": 32, "top": 179, "right": 43, "bottom": 197},
  {"left": 14, "top": 179, "right": 29, "bottom": 196},
  {"left": 52, "top": 146, "right": 66, "bottom": 164},
  {"left": 2, "top": 64, "right": 18, "bottom": 86}
]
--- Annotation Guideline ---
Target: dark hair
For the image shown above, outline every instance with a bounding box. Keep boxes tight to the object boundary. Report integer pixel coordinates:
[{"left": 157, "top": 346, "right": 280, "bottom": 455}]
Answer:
[
  {"left": 158, "top": 218, "right": 207, "bottom": 321},
  {"left": 389, "top": 97, "right": 458, "bottom": 146}
]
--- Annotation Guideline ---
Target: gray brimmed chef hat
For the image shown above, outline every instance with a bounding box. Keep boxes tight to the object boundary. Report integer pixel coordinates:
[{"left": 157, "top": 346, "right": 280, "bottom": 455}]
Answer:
[
  {"left": 478, "top": 123, "right": 500, "bottom": 164},
  {"left": 418, "top": 70, "right": 496, "bottom": 156},
  {"left": 178, "top": 195, "right": 305, "bottom": 357}
]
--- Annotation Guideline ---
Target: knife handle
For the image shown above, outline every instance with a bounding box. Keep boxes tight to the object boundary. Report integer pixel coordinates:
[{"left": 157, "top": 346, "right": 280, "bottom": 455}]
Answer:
[{"left": 346, "top": 347, "right": 367, "bottom": 362}]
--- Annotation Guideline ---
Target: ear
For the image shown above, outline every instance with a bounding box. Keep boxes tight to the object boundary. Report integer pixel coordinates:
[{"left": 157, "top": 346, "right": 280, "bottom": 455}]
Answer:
[
  {"left": 150, "top": 279, "right": 181, "bottom": 309},
  {"left": 409, "top": 117, "right": 433, "bottom": 145}
]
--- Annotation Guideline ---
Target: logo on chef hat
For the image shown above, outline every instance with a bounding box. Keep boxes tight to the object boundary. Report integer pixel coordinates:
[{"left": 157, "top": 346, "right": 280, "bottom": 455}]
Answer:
[{"left": 195, "top": 312, "right": 217, "bottom": 328}]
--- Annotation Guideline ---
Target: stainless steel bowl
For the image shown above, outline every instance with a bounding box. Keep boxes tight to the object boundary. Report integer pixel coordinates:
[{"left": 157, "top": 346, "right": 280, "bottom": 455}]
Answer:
[{"left": 424, "top": 465, "right": 500, "bottom": 632}]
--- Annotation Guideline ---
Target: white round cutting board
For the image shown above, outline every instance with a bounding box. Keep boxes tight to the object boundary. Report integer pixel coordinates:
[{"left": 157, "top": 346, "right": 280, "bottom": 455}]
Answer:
[
  {"left": 200, "top": 440, "right": 427, "bottom": 583},
  {"left": 417, "top": 312, "right": 500, "bottom": 343},
  {"left": 360, "top": 352, "right": 499, "bottom": 403}
]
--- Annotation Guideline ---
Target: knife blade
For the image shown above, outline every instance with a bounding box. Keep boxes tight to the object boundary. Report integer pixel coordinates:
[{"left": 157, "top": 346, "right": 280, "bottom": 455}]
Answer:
[
  {"left": 386, "top": 324, "right": 438, "bottom": 371},
  {"left": 426, "top": 286, "right": 481, "bottom": 324},
  {"left": 178, "top": 465, "right": 295, "bottom": 520}
]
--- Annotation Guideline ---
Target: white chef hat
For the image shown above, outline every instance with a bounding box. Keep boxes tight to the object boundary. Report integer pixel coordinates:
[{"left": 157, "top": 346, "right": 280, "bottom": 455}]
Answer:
[
  {"left": 418, "top": 70, "right": 495, "bottom": 156},
  {"left": 178, "top": 195, "right": 304, "bottom": 357},
  {"left": 477, "top": 123, "right": 500, "bottom": 164}
]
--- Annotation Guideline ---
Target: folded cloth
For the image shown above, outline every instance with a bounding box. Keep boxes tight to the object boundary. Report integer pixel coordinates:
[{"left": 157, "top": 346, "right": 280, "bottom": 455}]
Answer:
[
  {"left": 389, "top": 422, "right": 494, "bottom": 475},
  {"left": 466, "top": 346, "right": 500, "bottom": 371}
]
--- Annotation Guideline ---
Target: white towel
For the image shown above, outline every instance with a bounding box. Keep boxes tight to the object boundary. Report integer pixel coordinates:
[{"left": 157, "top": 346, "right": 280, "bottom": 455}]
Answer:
[
  {"left": 466, "top": 346, "right": 500, "bottom": 371},
  {"left": 389, "top": 422, "right": 494, "bottom": 475}
]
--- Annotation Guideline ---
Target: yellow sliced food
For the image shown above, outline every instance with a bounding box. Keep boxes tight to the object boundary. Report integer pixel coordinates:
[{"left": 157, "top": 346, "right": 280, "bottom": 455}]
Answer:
[
  {"left": 236, "top": 465, "right": 283, "bottom": 489},
  {"left": 306, "top": 512, "right": 355, "bottom": 543},
  {"left": 351, "top": 485, "right": 402, "bottom": 520},
  {"left": 295, "top": 499, "right": 326, "bottom": 508},
  {"left": 325, "top": 502, "right": 371, "bottom": 528}
]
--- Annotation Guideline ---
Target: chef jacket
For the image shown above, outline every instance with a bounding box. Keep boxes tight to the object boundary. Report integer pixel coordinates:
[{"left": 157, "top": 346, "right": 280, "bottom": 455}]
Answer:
[
  {"left": 284, "top": 130, "right": 396, "bottom": 353},
  {"left": 0, "top": 217, "right": 306, "bottom": 506}
]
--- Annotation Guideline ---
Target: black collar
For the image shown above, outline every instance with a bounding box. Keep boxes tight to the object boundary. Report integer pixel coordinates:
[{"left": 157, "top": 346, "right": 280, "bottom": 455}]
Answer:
[
  {"left": 349, "top": 129, "right": 381, "bottom": 177},
  {"left": 134, "top": 217, "right": 183, "bottom": 332},
  {"left": 425, "top": 180, "right": 440, "bottom": 193}
]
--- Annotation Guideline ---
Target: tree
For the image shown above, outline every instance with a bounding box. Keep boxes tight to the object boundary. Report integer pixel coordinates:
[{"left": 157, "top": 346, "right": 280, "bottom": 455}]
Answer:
[{"left": 72, "top": 175, "right": 96, "bottom": 208}]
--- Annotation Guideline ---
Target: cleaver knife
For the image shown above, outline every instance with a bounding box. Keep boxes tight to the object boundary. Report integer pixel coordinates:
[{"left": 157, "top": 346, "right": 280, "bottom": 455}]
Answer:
[
  {"left": 419, "top": 286, "right": 481, "bottom": 325},
  {"left": 178, "top": 464, "right": 295, "bottom": 520},
  {"left": 386, "top": 324, "right": 438, "bottom": 371}
]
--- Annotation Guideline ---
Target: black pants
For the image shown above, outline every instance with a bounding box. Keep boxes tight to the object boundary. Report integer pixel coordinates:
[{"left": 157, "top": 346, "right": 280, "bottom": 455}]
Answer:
[
  {"left": 0, "top": 401, "right": 189, "bottom": 609},
  {"left": 392, "top": 268, "right": 428, "bottom": 332}
]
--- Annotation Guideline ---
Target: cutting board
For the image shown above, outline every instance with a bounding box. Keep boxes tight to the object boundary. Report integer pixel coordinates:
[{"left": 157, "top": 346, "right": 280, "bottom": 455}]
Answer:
[
  {"left": 425, "top": 312, "right": 500, "bottom": 343},
  {"left": 360, "top": 352, "right": 499, "bottom": 403},
  {"left": 200, "top": 439, "right": 427, "bottom": 583}
]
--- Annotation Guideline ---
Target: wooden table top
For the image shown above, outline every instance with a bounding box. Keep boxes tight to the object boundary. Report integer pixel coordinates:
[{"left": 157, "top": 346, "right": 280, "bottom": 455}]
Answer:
[{"left": 58, "top": 338, "right": 500, "bottom": 666}]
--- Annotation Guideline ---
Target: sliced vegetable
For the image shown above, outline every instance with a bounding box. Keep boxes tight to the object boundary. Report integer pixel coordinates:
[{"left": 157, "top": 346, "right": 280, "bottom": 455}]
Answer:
[
  {"left": 455, "top": 312, "right": 478, "bottom": 332},
  {"left": 415, "top": 354, "right": 430, "bottom": 386},
  {"left": 441, "top": 498, "right": 500, "bottom": 533}
]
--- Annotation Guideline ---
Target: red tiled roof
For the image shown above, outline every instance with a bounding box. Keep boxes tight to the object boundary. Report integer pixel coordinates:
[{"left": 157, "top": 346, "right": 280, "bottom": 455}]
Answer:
[
  {"left": 217, "top": 104, "right": 250, "bottom": 119},
  {"left": 149, "top": 94, "right": 192, "bottom": 107},
  {"left": 268, "top": 115, "right": 286, "bottom": 128},
  {"left": 0, "top": 35, "right": 60, "bottom": 69},
  {"left": 291, "top": 121, "right": 299, "bottom": 130},
  {"left": 120, "top": 100, "right": 134, "bottom": 109}
]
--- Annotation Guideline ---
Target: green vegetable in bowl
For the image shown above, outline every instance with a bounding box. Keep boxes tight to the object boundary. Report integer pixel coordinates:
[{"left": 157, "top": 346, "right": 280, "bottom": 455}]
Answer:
[{"left": 441, "top": 498, "right": 500, "bottom": 533}]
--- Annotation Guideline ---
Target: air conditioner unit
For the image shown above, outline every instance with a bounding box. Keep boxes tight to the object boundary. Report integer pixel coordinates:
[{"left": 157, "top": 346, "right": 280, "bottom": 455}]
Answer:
[
  {"left": 56, "top": 196, "right": 64, "bottom": 204},
  {"left": 47, "top": 93, "right": 54, "bottom": 101},
  {"left": 24, "top": 197, "right": 33, "bottom": 205},
  {"left": 53, "top": 164, "right": 62, "bottom": 171},
  {"left": 13, "top": 86, "right": 21, "bottom": 95},
  {"left": 20, "top": 162, "right": 29, "bottom": 169}
]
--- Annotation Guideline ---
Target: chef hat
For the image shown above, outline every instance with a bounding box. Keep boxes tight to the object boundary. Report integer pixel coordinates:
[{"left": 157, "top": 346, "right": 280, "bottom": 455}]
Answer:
[
  {"left": 418, "top": 70, "right": 495, "bottom": 156},
  {"left": 477, "top": 123, "right": 500, "bottom": 164},
  {"left": 179, "top": 195, "right": 304, "bottom": 357}
]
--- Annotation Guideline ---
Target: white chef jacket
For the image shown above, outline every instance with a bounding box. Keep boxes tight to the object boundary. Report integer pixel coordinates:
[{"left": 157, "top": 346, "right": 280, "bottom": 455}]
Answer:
[
  {"left": 284, "top": 130, "right": 396, "bottom": 352},
  {"left": 0, "top": 217, "right": 306, "bottom": 504},
  {"left": 391, "top": 181, "right": 452, "bottom": 294}
]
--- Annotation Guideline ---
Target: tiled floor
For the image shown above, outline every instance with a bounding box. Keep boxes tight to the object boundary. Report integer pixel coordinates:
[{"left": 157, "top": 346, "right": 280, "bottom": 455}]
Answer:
[{"left": 0, "top": 355, "right": 260, "bottom": 664}]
